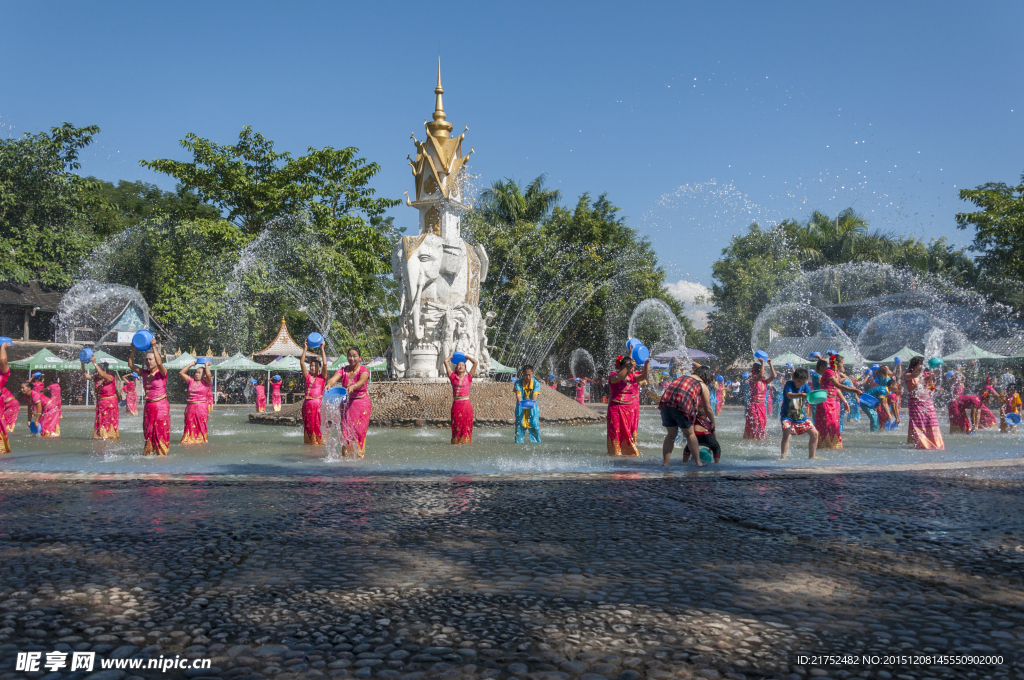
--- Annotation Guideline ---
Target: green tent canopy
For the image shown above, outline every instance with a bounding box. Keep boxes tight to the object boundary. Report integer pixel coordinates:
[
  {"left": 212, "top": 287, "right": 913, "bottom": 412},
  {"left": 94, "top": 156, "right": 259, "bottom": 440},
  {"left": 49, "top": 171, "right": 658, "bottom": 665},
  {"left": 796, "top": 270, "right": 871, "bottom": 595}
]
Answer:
[
  {"left": 163, "top": 352, "right": 197, "bottom": 370},
  {"left": 878, "top": 346, "right": 923, "bottom": 364},
  {"left": 9, "top": 349, "right": 79, "bottom": 371},
  {"left": 769, "top": 351, "right": 813, "bottom": 367},
  {"left": 942, "top": 344, "right": 1007, "bottom": 362},
  {"left": 213, "top": 353, "right": 268, "bottom": 371},
  {"left": 90, "top": 350, "right": 131, "bottom": 371},
  {"left": 267, "top": 356, "right": 303, "bottom": 372},
  {"left": 488, "top": 358, "right": 517, "bottom": 374}
]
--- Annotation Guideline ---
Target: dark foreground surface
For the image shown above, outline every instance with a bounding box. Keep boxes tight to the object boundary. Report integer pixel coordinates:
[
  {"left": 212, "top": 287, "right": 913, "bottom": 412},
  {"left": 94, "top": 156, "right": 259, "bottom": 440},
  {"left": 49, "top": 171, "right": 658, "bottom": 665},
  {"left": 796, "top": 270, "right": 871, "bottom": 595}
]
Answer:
[{"left": 1, "top": 468, "right": 1023, "bottom": 680}]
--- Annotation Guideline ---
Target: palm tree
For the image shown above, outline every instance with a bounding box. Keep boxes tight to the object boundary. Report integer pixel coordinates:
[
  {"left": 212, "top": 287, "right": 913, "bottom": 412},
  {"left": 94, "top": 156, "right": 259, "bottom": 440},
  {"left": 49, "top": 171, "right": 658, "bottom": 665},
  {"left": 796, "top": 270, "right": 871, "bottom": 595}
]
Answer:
[{"left": 478, "top": 174, "right": 561, "bottom": 226}]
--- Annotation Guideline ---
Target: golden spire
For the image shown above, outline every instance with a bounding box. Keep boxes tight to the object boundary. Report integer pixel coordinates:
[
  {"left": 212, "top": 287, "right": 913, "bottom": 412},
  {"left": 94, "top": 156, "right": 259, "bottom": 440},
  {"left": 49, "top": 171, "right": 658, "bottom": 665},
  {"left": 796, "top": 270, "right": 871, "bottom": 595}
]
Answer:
[{"left": 426, "top": 57, "right": 453, "bottom": 140}]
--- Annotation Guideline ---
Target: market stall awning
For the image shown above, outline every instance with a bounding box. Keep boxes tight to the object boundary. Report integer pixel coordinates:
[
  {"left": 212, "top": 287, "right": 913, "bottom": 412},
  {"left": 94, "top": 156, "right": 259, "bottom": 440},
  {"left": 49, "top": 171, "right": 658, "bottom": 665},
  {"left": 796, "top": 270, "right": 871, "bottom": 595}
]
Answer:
[
  {"left": 942, "top": 344, "right": 1007, "bottom": 362},
  {"left": 8, "top": 349, "right": 79, "bottom": 371},
  {"left": 488, "top": 358, "right": 517, "bottom": 374},
  {"left": 213, "top": 353, "right": 269, "bottom": 371},
  {"left": 266, "top": 355, "right": 303, "bottom": 372},
  {"left": 877, "top": 345, "right": 923, "bottom": 364},
  {"left": 90, "top": 350, "right": 131, "bottom": 371},
  {"left": 770, "top": 351, "right": 814, "bottom": 366},
  {"left": 163, "top": 352, "right": 197, "bottom": 370}
]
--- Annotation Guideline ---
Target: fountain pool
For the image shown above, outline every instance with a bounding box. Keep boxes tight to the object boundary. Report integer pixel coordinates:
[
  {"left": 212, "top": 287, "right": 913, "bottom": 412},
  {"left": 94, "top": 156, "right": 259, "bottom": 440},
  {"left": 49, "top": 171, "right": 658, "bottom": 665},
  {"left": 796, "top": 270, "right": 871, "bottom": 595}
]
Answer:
[{"left": 2, "top": 408, "right": 1022, "bottom": 477}]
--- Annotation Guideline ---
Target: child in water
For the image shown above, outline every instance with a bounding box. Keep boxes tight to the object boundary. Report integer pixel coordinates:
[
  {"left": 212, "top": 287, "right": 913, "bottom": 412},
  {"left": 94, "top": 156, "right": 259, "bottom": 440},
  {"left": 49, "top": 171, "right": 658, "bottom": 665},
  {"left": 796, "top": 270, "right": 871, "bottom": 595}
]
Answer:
[{"left": 780, "top": 367, "right": 819, "bottom": 459}]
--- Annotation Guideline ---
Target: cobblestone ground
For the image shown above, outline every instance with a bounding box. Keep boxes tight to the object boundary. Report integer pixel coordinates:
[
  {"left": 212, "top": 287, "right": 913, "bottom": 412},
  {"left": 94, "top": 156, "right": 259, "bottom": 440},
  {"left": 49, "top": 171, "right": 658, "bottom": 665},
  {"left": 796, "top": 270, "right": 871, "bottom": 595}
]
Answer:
[{"left": 0, "top": 468, "right": 1023, "bottom": 680}]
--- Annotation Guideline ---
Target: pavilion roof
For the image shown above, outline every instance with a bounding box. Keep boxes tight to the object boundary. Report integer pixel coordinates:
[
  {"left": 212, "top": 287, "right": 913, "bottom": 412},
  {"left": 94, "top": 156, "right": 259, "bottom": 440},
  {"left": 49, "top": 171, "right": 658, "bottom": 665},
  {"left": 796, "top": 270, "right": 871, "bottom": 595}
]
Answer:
[{"left": 254, "top": 316, "right": 305, "bottom": 357}]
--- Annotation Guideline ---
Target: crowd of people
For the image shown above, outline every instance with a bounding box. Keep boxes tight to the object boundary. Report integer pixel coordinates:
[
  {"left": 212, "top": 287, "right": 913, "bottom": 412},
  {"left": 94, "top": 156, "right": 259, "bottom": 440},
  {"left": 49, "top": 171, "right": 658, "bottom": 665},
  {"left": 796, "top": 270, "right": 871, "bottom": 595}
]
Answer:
[{"left": 1, "top": 338, "right": 1020, "bottom": 465}]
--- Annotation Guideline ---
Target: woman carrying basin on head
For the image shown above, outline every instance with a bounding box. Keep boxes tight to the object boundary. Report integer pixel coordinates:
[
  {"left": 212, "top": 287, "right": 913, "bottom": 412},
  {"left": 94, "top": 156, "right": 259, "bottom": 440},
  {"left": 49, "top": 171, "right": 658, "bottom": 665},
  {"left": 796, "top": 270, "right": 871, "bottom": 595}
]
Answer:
[
  {"left": 743, "top": 358, "right": 776, "bottom": 440},
  {"left": 326, "top": 346, "right": 372, "bottom": 457},
  {"left": 0, "top": 341, "right": 11, "bottom": 452},
  {"left": 130, "top": 342, "right": 170, "bottom": 455},
  {"left": 253, "top": 379, "right": 267, "bottom": 413},
  {"left": 442, "top": 351, "right": 476, "bottom": 445},
  {"left": 121, "top": 372, "right": 139, "bottom": 415},
  {"left": 607, "top": 354, "right": 648, "bottom": 456},
  {"left": 815, "top": 355, "right": 861, "bottom": 450},
  {"left": 270, "top": 375, "right": 283, "bottom": 412},
  {"left": 299, "top": 341, "right": 328, "bottom": 446},
  {"left": 81, "top": 357, "right": 118, "bottom": 440},
  {"left": 179, "top": 360, "right": 213, "bottom": 445}
]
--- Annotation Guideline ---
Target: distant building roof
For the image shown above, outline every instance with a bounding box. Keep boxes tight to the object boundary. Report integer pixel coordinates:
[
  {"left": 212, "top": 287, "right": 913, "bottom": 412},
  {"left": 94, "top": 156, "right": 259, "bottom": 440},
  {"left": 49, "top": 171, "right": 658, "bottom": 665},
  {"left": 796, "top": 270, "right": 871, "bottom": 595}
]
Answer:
[
  {"left": 254, "top": 316, "right": 305, "bottom": 356},
  {"left": 0, "top": 280, "right": 64, "bottom": 313}
]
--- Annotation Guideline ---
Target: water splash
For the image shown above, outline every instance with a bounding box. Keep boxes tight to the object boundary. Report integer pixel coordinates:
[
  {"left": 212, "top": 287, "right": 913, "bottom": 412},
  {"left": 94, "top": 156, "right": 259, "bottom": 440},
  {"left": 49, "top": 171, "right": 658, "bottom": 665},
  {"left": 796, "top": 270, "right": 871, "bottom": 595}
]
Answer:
[
  {"left": 569, "top": 348, "right": 596, "bottom": 379},
  {"left": 627, "top": 298, "right": 690, "bottom": 375}
]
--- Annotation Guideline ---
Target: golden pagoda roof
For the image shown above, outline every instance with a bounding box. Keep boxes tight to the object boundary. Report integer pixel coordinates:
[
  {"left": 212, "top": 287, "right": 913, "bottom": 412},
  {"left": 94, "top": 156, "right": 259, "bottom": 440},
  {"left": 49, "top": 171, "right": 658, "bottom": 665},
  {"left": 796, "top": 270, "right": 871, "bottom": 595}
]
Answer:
[{"left": 254, "top": 316, "right": 305, "bottom": 357}]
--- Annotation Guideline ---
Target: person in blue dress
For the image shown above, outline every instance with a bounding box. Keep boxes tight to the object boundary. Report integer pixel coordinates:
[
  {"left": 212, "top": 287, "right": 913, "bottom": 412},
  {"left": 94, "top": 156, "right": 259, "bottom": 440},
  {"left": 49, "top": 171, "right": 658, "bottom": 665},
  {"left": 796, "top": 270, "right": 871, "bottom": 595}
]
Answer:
[{"left": 514, "top": 364, "right": 543, "bottom": 443}]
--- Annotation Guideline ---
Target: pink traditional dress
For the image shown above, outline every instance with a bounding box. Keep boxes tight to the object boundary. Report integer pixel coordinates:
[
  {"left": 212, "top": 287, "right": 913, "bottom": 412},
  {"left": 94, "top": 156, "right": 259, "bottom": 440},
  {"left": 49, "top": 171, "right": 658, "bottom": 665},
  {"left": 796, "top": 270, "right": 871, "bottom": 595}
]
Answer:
[
  {"left": 39, "top": 390, "right": 60, "bottom": 438},
  {"left": 49, "top": 383, "right": 62, "bottom": 422},
  {"left": 575, "top": 380, "right": 586, "bottom": 404},
  {"left": 905, "top": 371, "right": 944, "bottom": 450},
  {"left": 181, "top": 377, "right": 211, "bottom": 444},
  {"left": 715, "top": 380, "right": 725, "bottom": 415},
  {"left": 949, "top": 394, "right": 978, "bottom": 434},
  {"left": 93, "top": 375, "right": 119, "bottom": 440},
  {"left": 814, "top": 368, "right": 844, "bottom": 449},
  {"left": 449, "top": 370, "right": 473, "bottom": 444},
  {"left": 271, "top": 381, "right": 282, "bottom": 411},
  {"left": 303, "top": 374, "right": 326, "bottom": 445},
  {"left": 254, "top": 384, "right": 267, "bottom": 412},
  {"left": 123, "top": 379, "right": 139, "bottom": 415},
  {"left": 143, "top": 371, "right": 171, "bottom": 455},
  {"left": 606, "top": 370, "right": 640, "bottom": 456},
  {"left": 338, "top": 366, "right": 372, "bottom": 456},
  {"left": 0, "top": 369, "right": 12, "bottom": 452},
  {"left": 743, "top": 376, "right": 769, "bottom": 440},
  {"left": 1, "top": 368, "right": 18, "bottom": 435}
]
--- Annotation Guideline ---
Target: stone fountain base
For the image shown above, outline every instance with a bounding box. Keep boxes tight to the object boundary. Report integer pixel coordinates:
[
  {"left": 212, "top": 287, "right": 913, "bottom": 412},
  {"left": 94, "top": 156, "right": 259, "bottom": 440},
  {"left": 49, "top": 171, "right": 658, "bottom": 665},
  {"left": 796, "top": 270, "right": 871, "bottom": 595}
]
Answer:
[{"left": 249, "top": 381, "right": 604, "bottom": 428}]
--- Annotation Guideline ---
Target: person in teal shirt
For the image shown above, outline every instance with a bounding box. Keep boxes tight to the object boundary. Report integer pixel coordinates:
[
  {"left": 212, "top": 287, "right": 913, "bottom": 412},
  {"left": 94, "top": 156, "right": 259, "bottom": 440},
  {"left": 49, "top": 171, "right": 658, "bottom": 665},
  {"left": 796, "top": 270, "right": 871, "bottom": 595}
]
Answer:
[{"left": 514, "top": 364, "right": 542, "bottom": 443}]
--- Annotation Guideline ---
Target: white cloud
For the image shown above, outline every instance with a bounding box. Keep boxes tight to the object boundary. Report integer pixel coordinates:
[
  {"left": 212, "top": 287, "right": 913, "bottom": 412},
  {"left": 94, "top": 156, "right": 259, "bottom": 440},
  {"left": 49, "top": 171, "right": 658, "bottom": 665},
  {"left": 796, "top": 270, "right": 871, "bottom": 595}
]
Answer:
[{"left": 665, "top": 280, "right": 715, "bottom": 329}]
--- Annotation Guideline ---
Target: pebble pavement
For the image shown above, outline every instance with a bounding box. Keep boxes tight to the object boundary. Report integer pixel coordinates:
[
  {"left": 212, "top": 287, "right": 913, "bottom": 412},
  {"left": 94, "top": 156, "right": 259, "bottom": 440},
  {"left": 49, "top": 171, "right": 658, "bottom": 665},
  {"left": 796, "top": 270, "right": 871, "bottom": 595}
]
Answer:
[{"left": 0, "top": 467, "right": 1022, "bottom": 680}]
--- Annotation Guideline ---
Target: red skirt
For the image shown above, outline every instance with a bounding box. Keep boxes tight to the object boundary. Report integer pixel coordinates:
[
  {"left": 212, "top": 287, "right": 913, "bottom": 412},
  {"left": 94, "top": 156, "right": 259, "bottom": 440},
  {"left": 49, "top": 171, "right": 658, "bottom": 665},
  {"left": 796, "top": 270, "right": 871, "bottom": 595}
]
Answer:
[
  {"left": 303, "top": 398, "right": 324, "bottom": 445},
  {"left": 451, "top": 399, "right": 473, "bottom": 444},
  {"left": 606, "top": 401, "right": 640, "bottom": 456},
  {"left": 181, "top": 402, "right": 209, "bottom": 444},
  {"left": 815, "top": 398, "right": 843, "bottom": 449},
  {"left": 255, "top": 392, "right": 266, "bottom": 413},
  {"left": 93, "top": 395, "right": 119, "bottom": 440},
  {"left": 2, "top": 391, "right": 19, "bottom": 433},
  {"left": 743, "top": 402, "right": 768, "bottom": 440},
  {"left": 125, "top": 391, "right": 138, "bottom": 416},
  {"left": 143, "top": 398, "right": 170, "bottom": 455},
  {"left": 343, "top": 396, "right": 371, "bottom": 456}
]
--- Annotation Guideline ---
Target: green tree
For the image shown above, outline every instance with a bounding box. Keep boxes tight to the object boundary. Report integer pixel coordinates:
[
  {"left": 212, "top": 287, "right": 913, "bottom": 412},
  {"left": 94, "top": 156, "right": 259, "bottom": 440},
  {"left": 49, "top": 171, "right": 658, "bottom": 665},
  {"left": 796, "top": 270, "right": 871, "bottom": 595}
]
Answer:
[
  {"left": 0, "top": 123, "right": 101, "bottom": 286},
  {"left": 83, "top": 178, "right": 220, "bottom": 238},
  {"left": 956, "top": 171, "right": 1024, "bottom": 282}
]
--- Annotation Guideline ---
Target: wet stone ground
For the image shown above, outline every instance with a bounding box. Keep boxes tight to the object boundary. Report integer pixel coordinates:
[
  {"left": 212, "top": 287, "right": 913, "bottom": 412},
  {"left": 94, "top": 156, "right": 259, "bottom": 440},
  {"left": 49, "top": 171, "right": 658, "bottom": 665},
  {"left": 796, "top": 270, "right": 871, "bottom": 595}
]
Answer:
[{"left": 0, "top": 469, "right": 1022, "bottom": 680}]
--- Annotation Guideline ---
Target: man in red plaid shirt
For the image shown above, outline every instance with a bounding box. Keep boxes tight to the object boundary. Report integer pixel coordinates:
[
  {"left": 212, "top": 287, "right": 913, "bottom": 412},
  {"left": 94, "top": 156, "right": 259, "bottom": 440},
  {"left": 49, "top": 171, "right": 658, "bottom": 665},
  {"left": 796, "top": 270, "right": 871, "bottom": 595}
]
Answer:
[{"left": 658, "top": 365, "right": 715, "bottom": 466}]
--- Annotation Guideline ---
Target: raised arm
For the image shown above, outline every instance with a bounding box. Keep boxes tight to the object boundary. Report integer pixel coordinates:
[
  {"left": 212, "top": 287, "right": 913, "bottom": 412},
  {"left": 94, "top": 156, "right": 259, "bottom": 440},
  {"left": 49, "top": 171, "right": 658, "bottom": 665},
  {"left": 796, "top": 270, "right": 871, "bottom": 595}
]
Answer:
[
  {"left": 179, "top": 361, "right": 196, "bottom": 383},
  {"left": 93, "top": 361, "right": 113, "bottom": 383},
  {"left": 468, "top": 356, "right": 478, "bottom": 378},
  {"left": 128, "top": 347, "right": 137, "bottom": 374},
  {"left": 202, "top": 364, "right": 213, "bottom": 386},
  {"left": 765, "top": 359, "right": 777, "bottom": 382},
  {"left": 153, "top": 344, "right": 167, "bottom": 377},
  {"left": 638, "top": 359, "right": 650, "bottom": 384},
  {"left": 443, "top": 353, "right": 454, "bottom": 377},
  {"left": 610, "top": 357, "right": 636, "bottom": 384},
  {"left": 80, "top": 360, "right": 92, "bottom": 381},
  {"left": 0, "top": 341, "right": 9, "bottom": 374},
  {"left": 300, "top": 343, "right": 310, "bottom": 380}
]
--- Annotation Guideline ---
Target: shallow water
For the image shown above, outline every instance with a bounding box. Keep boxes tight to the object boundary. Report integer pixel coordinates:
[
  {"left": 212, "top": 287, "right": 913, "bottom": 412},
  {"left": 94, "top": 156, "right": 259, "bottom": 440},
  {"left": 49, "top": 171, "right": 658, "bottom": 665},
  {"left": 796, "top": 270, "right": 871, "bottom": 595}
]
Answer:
[{"left": 1, "top": 408, "right": 1022, "bottom": 476}]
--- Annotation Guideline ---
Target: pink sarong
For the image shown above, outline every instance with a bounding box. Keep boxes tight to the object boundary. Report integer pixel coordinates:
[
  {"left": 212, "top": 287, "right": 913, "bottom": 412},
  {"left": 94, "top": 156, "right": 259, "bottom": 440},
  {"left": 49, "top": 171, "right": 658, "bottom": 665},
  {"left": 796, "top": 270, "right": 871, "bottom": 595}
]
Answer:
[
  {"left": 303, "top": 374, "right": 326, "bottom": 445},
  {"left": 449, "top": 371, "right": 473, "bottom": 444},
  {"left": 143, "top": 372, "right": 170, "bottom": 455},
  {"left": 743, "top": 377, "right": 769, "bottom": 440},
  {"left": 979, "top": 403, "right": 998, "bottom": 429},
  {"left": 607, "top": 370, "right": 640, "bottom": 456},
  {"left": 49, "top": 384, "right": 61, "bottom": 422},
  {"left": 715, "top": 386, "right": 724, "bottom": 415},
  {"left": 575, "top": 382, "right": 585, "bottom": 405},
  {"left": 905, "top": 373, "right": 944, "bottom": 450},
  {"left": 814, "top": 369, "right": 843, "bottom": 449},
  {"left": 124, "top": 380, "right": 138, "bottom": 415},
  {"left": 0, "top": 370, "right": 10, "bottom": 452},
  {"left": 39, "top": 393, "right": 60, "bottom": 437},
  {"left": 93, "top": 376, "right": 119, "bottom": 440},
  {"left": 255, "top": 384, "right": 266, "bottom": 412},
  {"left": 181, "top": 377, "right": 210, "bottom": 444},
  {"left": 271, "top": 382, "right": 282, "bottom": 412},
  {"left": 339, "top": 366, "right": 371, "bottom": 455}
]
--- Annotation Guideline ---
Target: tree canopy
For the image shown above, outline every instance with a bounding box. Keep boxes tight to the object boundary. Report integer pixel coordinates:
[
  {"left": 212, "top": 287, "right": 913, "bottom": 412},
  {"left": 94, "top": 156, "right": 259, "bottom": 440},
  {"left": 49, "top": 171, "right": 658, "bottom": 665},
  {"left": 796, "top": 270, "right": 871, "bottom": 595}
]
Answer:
[{"left": 956, "top": 171, "right": 1024, "bottom": 283}]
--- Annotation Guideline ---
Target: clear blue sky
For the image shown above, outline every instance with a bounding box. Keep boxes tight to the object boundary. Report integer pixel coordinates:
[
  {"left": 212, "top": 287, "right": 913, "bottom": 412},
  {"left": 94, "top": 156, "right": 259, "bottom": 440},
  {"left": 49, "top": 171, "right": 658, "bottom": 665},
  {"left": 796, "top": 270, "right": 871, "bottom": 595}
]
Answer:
[{"left": 2, "top": 1, "right": 1021, "bottom": 286}]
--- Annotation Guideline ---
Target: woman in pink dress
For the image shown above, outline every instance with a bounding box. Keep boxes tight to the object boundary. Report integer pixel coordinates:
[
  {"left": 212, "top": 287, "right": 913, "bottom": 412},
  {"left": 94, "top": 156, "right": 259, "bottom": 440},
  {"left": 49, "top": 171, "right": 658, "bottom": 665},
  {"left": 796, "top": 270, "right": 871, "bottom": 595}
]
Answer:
[
  {"left": 977, "top": 380, "right": 1000, "bottom": 429},
  {"left": 179, "top": 361, "right": 213, "bottom": 444},
  {"left": 130, "top": 343, "right": 170, "bottom": 455},
  {"left": 270, "top": 376, "right": 282, "bottom": 411},
  {"left": 903, "top": 356, "right": 944, "bottom": 450},
  {"left": 1, "top": 373, "right": 17, "bottom": 435},
  {"left": 442, "top": 352, "right": 476, "bottom": 445},
  {"left": 327, "top": 347, "right": 372, "bottom": 456},
  {"left": 743, "top": 359, "right": 777, "bottom": 440},
  {"left": 300, "top": 342, "right": 328, "bottom": 445},
  {"left": 81, "top": 358, "right": 119, "bottom": 440},
  {"left": 121, "top": 373, "right": 139, "bottom": 415},
  {"left": 49, "top": 381, "right": 62, "bottom": 423},
  {"left": 814, "top": 355, "right": 861, "bottom": 449},
  {"left": 253, "top": 379, "right": 267, "bottom": 412},
  {"left": 575, "top": 378, "right": 587, "bottom": 404},
  {"left": 607, "top": 354, "right": 648, "bottom": 456},
  {"left": 39, "top": 384, "right": 61, "bottom": 437},
  {"left": 0, "top": 342, "right": 10, "bottom": 452}
]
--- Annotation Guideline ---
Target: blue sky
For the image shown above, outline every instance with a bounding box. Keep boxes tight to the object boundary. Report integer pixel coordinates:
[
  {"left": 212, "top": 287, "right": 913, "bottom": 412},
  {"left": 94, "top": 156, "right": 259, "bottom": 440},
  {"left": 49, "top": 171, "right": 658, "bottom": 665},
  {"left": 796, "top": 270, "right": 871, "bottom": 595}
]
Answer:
[{"left": 2, "top": 1, "right": 1021, "bottom": 289}]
